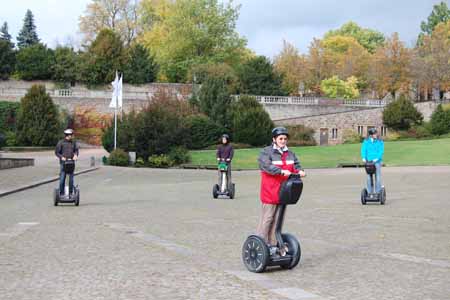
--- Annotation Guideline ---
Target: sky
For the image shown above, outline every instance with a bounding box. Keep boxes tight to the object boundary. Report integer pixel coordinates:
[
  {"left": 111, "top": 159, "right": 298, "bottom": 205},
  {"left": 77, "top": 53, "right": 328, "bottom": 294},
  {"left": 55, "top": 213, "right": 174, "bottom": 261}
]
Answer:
[{"left": 0, "top": 0, "right": 445, "bottom": 57}]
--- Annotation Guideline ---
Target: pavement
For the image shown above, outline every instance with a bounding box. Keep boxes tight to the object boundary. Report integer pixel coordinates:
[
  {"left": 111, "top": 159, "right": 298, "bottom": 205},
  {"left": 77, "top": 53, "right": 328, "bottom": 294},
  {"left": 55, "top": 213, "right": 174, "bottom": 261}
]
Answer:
[{"left": 0, "top": 151, "right": 449, "bottom": 300}]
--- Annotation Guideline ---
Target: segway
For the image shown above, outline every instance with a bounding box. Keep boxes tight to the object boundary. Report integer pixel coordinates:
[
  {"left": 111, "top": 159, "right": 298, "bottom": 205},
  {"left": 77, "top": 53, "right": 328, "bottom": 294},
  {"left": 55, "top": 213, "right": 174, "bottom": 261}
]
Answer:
[
  {"left": 242, "top": 174, "right": 303, "bottom": 273},
  {"left": 361, "top": 161, "right": 386, "bottom": 205},
  {"left": 54, "top": 159, "right": 80, "bottom": 206},
  {"left": 212, "top": 160, "right": 235, "bottom": 199}
]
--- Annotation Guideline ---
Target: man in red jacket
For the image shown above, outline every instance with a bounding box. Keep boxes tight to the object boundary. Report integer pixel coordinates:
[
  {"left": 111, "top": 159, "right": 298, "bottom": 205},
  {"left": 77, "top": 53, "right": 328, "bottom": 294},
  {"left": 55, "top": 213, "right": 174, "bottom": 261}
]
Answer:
[{"left": 256, "top": 127, "right": 306, "bottom": 255}]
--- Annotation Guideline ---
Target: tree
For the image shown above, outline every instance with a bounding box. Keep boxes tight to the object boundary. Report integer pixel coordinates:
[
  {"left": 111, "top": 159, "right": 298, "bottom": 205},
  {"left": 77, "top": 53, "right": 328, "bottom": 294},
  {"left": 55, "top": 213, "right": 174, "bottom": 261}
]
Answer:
[
  {"left": 414, "top": 21, "right": 450, "bottom": 96},
  {"left": 324, "top": 21, "right": 385, "bottom": 53},
  {"left": 16, "top": 43, "right": 55, "bottom": 80},
  {"left": 274, "top": 40, "right": 308, "bottom": 95},
  {"left": 418, "top": 1, "right": 450, "bottom": 44},
  {"left": 368, "top": 33, "right": 412, "bottom": 97},
  {"left": 184, "top": 114, "right": 225, "bottom": 149},
  {"left": 17, "top": 10, "right": 40, "bottom": 48},
  {"left": 430, "top": 104, "right": 450, "bottom": 135},
  {"left": 197, "top": 76, "right": 232, "bottom": 129},
  {"left": 16, "top": 85, "right": 61, "bottom": 146},
  {"left": 231, "top": 95, "right": 274, "bottom": 146},
  {"left": 0, "top": 22, "right": 13, "bottom": 44},
  {"left": 79, "top": 0, "right": 140, "bottom": 45},
  {"left": 80, "top": 28, "right": 125, "bottom": 85},
  {"left": 140, "top": 0, "right": 248, "bottom": 82},
  {"left": 53, "top": 46, "right": 80, "bottom": 84},
  {"left": 320, "top": 76, "right": 360, "bottom": 99},
  {"left": 0, "top": 40, "right": 15, "bottom": 80},
  {"left": 123, "top": 43, "right": 158, "bottom": 84},
  {"left": 237, "top": 56, "right": 286, "bottom": 95},
  {"left": 321, "top": 35, "right": 370, "bottom": 84},
  {"left": 382, "top": 95, "right": 423, "bottom": 131}
]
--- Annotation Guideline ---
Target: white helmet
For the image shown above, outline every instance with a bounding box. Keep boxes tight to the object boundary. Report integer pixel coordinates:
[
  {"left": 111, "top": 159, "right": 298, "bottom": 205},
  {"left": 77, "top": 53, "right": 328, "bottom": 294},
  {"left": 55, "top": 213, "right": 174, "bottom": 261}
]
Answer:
[{"left": 64, "top": 128, "right": 74, "bottom": 135}]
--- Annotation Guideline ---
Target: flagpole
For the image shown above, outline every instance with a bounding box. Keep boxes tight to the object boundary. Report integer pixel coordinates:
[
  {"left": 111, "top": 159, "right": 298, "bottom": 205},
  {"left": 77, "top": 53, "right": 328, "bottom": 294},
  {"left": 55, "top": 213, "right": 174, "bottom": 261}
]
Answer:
[{"left": 114, "top": 105, "right": 117, "bottom": 150}]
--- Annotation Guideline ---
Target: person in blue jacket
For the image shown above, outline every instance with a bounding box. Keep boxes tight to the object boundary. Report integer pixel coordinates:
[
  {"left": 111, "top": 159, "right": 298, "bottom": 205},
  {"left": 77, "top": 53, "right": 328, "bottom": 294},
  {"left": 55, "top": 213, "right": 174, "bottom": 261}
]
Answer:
[{"left": 360, "top": 128, "right": 384, "bottom": 194}]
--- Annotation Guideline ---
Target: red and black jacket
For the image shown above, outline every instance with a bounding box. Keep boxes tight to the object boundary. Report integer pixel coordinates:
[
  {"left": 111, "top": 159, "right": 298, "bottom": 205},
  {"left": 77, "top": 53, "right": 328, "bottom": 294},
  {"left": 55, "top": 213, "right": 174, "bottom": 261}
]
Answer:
[{"left": 258, "top": 145, "right": 301, "bottom": 204}]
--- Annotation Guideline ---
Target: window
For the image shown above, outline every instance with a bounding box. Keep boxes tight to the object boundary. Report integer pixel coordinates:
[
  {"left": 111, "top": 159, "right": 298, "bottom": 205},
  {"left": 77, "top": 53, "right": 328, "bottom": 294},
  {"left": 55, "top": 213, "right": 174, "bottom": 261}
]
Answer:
[
  {"left": 381, "top": 126, "right": 388, "bottom": 137},
  {"left": 357, "top": 126, "right": 364, "bottom": 136},
  {"left": 331, "top": 128, "right": 338, "bottom": 139}
]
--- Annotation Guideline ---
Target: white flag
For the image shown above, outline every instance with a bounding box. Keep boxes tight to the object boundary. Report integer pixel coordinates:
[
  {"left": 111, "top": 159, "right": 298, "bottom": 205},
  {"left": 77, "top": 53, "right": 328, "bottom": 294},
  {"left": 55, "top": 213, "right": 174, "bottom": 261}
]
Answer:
[
  {"left": 109, "top": 71, "right": 119, "bottom": 108},
  {"left": 117, "top": 74, "right": 123, "bottom": 108}
]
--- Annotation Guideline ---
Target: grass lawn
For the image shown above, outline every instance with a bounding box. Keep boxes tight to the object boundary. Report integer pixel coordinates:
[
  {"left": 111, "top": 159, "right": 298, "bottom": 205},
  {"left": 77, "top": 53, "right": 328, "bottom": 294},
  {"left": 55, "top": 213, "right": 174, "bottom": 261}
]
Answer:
[{"left": 190, "top": 138, "right": 450, "bottom": 169}]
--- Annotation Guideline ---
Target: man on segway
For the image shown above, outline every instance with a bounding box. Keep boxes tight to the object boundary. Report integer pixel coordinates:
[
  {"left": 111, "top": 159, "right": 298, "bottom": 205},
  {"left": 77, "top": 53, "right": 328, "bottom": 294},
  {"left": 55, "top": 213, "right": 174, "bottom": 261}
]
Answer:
[
  {"left": 55, "top": 129, "right": 79, "bottom": 197},
  {"left": 216, "top": 134, "right": 234, "bottom": 192},
  {"left": 361, "top": 128, "right": 384, "bottom": 194},
  {"left": 257, "top": 127, "right": 306, "bottom": 256}
]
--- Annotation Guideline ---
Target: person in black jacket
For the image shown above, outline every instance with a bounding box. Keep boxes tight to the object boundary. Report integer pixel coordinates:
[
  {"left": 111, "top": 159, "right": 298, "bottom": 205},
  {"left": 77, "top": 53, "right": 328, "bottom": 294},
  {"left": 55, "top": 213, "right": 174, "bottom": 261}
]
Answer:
[
  {"left": 55, "top": 129, "right": 79, "bottom": 196},
  {"left": 216, "top": 134, "right": 234, "bottom": 190}
]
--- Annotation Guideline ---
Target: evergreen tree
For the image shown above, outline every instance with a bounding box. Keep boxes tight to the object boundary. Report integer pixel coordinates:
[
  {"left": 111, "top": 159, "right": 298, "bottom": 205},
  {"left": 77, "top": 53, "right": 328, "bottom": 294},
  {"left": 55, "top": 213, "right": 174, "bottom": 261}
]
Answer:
[
  {"left": 17, "top": 10, "right": 40, "bottom": 48},
  {"left": 123, "top": 44, "right": 158, "bottom": 84},
  {"left": 53, "top": 46, "right": 79, "bottom": 84},
  {"left": 16, "top": 85, "right": 61, "bottom": 146},
  {"left": 0, "top": 22, "right": 13, "bottom": 44},
  {"left": 0, "top": 39, "right": 15, "bottom": 80},
  {"left": 430, "top": 104, "right": 450, "bottom": 135},
  {"left": 16, "top": 43, "right": 54, "bottom": 80},
  {"left": 197, "top": 76, "right": 232, "bottom": 129},
  {"left": 382, "top": 95, "right": 423, "bottom": 131}
]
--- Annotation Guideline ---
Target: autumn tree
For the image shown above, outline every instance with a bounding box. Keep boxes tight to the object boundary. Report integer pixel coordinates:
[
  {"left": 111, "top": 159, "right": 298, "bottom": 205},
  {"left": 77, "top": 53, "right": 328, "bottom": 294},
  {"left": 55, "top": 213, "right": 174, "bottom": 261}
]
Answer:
[
  {"left": 368, "top": 33, "right": 412, "bottom": 98},
  {"left": 414, "top": 21, "right": 450, "bottom": 99},
  {"left": 79, "top": 0, "right": 140, "bottom": 45},
  {"left": 274, "top": 40, "right": 308, "bottom": 95},
  {"left": 140, "top": 0, "right": 248, "bottom": 82},
  {"left": 325, "top": 21, "right": 385, "bottom": 53}
]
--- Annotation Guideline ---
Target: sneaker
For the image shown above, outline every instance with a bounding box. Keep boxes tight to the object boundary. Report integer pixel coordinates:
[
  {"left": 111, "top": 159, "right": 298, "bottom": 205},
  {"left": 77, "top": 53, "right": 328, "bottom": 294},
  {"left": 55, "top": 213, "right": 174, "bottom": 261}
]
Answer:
[{"left": 269, "top": 246, "right": 278, "bottom": 256}]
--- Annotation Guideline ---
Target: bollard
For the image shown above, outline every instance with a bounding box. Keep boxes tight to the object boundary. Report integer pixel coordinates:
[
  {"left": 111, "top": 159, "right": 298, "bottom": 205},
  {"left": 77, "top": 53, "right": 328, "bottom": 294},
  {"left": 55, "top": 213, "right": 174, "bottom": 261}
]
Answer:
[{"left": 90, "top": 156, "right": 95, "bottom": 167}]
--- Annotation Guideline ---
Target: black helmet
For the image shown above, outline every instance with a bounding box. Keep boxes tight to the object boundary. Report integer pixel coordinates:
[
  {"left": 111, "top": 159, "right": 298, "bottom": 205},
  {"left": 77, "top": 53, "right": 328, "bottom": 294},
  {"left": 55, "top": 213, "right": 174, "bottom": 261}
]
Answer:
[
  {"left": 222, "top": 134, "right": 230, "bottom": 140},
  {"left": 272, "top": 127, "right": 289, "bottom": 138},
  {"left": 368, "top": 128, "right": 377, "bottom": 135}
]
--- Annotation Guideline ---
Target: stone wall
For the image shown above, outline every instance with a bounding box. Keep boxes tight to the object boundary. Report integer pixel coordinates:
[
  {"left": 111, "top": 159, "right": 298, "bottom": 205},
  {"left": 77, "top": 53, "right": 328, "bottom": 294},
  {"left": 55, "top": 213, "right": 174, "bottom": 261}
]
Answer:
[
  {"left": 0, "top": 80, "right": 193, "bottom": 114},
  {"left": 0, "top": 158, "right": 34, "bottom": 170},
  {"left": 265, "top": 103, "right": 367, "bottom": 120},
  {"left": 276, "top": 101, "right": 441, "bottom": 145}
]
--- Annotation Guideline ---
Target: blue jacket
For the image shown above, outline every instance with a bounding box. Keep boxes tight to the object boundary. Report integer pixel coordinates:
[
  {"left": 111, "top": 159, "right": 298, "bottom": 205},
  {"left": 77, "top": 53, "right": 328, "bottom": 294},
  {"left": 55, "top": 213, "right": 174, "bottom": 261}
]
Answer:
[{"left": 361, "top": 138, "right": 384, "bottom": 162}]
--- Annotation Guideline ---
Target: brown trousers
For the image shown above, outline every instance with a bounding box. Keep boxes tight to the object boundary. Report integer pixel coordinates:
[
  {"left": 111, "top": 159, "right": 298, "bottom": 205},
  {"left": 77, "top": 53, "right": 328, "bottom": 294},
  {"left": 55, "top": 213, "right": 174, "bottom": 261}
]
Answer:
[{"left": 256, "top": 203, "right": 280, "bottom": 246}]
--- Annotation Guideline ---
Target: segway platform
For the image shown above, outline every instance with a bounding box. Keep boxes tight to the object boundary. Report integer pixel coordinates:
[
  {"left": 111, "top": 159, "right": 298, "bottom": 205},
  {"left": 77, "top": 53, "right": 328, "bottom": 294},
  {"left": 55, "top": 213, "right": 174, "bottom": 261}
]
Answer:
[{"left": 54, "top": 160, "right": 80, "bottom": 206}]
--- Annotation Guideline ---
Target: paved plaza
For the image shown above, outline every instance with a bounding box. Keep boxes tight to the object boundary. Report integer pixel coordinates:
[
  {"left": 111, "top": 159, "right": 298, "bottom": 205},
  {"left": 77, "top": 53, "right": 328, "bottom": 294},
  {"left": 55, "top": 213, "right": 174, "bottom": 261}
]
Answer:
[{"left": 0, "top": 153, "right": 449, "bottom": 300}]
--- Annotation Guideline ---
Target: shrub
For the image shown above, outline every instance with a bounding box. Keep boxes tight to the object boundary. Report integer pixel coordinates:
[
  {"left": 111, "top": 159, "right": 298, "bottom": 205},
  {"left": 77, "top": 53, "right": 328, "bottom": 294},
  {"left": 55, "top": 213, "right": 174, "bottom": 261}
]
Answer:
[
  {"left": 0, "top": 101, "right": 20, "bottom": 133},
  {"left": 407, "top": 124, "right": 433, "bottom": 139},
  {"left": 0, "top": 132, "right": 4, "bottom": 148},
  {"left": 5, "top": 131, "right": 17, "bottom": 146},
  {"left": 148, "top": 154, "right": 174, "bottom": 168},
  {"left": 342, "top": 129, "right": 363, "bottom": 144},
  {"left": 135, "top": 157, "right": 145, "bottom": 168},
  {"left": 16, "top": 85, "right": 60, "bottom": 146},
  {"left": 286, "top": 125, "right": 316, "bottom": 146},
  {"left": 185, "top": 114, "right": 225, "bottom": 149},
  {"left": 384, "top": 131, "right": 401, "bottom": 141},
  {"left": 231, "top": 95, "right": 274, "bottom": 146},
  {"left": 382, "top": 95, "right": 423, "bottom": 131},
  {"left": 430, "top": 104, "right": 450, "bottom": 135},
  {"left": 135, "top": 96, "right": 191, "bottom": 160},
  {"left": 108, "top": 148, "right": 129, "bottom": 166},
  {"left": 123, "top": 44, "right": 158, "bottom": 84},
  {"left": 168, "top": 146, "right": 191, "bottom": 165},
  {"left": 102, "top": 110, "right": 138, "bottom": 153}
]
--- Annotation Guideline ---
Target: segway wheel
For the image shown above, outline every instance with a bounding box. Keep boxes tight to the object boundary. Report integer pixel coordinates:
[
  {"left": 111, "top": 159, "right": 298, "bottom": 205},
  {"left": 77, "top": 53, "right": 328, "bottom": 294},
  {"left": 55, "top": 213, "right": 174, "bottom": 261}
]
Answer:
[
  {"left": 380, "top": 187, "right": 386, "bottom": 205},
  {"left": 242, "top": 235, "right": 269, "bottom": 273},
  {"left": 212, "top": 184, "right": 219, "bottom": 199},
  {"left": 229, "top": 183, "right": 235, "bottom": 199},
  {"left": 75, "top": 188, "right": 80, "bottom": 206},
  {"left": 361, "top": 188, "right": 367, "bottom": 205},
  {"left": 54, "top": 188, "right": 59, "bottom": 206},
  {"left": 280, "top": 233, "right": 301, "bottom": 269}
]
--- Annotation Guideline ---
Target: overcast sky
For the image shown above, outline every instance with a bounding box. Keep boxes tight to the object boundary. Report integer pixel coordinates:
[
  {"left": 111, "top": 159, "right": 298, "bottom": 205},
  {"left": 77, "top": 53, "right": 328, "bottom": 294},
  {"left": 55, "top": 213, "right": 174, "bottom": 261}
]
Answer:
[{"left": 0, "top": 0, "right": 445, "bottom": 57}]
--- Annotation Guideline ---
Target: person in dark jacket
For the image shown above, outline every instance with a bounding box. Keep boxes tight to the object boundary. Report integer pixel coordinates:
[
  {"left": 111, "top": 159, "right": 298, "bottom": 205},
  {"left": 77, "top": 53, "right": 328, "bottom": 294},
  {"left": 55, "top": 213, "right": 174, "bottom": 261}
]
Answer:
[
  {"left": 216, "top": 134, "right": 234, "bottom": 190},
  {"left": 55, "top": 129, "right": 79, "bottom": 196},
  {"left": 257, "top": 127, "right": 306, "bottom": 256}
]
